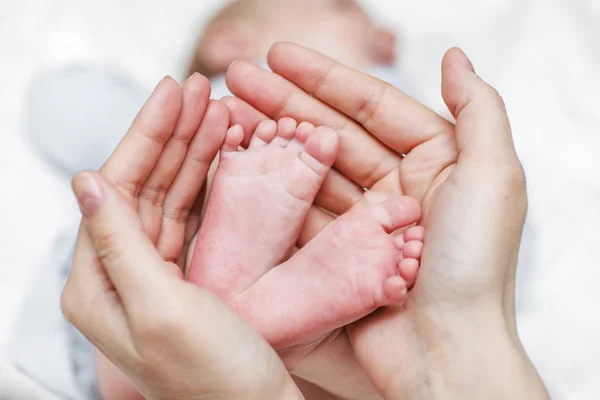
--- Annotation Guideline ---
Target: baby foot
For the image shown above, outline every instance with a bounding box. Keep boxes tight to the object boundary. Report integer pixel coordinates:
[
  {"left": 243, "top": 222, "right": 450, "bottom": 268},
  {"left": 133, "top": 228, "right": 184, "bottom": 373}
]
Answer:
[
  {"left": 231, "top": 196, "right": 424, "bottom": 348},
  {"left": 188, "top": 118, "right": 339, "bottom": 300}
]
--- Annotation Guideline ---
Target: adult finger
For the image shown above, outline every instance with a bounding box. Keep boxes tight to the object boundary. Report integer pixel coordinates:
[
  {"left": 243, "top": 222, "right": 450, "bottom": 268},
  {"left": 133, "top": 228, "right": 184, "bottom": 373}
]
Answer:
[
  {"left": 267, "top": 42, "right": 455, "bottom": 156},
  {"left": 101, "top": 77, "right": 182, "bottom": 202},
  {"left": 71, "top": 171, "right": 181, "bottom": 314},
  {"left": 441, "top": 48, "right": 526, "bottom": 331},
  {"left": 226, "top": 61, "right": 402, "bottom": 189},
  {"left": 441, "top": 48, "right": 520, "bottom": 165},
  {"left": 314, "top": 169, "right": 363, "bottom": 214},
  {"left": 221, "top": 95, "right": 268, "bottom": 146},
  {"left": 297, "top": 207, "right": 334, "bottom": 247},
  {"left": 267, "top": 42, "right": 459, "bottom": 201},
  {"left": 157, "top": 100, "right": 229, "bottom": 261},
  {"left": 138, "top": 73, "right": 211, "bottom": 242}
]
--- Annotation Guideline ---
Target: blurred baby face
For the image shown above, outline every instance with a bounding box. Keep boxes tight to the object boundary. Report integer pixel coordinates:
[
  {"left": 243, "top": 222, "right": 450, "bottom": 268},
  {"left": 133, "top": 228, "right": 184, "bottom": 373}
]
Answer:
[
  {"left": 192, "top": 0, "right": 396, "bottom": 77},
  {"left": 289, "top": 0, "right": 394, "bottom": 67}
]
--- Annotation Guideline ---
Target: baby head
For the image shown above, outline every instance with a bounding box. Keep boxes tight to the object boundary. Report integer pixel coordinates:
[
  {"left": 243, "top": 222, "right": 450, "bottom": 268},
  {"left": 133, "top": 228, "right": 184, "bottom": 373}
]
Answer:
[{"left": 189, "top": 0, "right": 396, "bottom": 78}]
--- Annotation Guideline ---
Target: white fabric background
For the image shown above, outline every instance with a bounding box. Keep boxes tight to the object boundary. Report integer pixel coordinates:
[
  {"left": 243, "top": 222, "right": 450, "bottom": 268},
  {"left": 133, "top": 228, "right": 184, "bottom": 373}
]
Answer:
[{"left": 0, "top": 0, "right": 598, "bottom": 398}]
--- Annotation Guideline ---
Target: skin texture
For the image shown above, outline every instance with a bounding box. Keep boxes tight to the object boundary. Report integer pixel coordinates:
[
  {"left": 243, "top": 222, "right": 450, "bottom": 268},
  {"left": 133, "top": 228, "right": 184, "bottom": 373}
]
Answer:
[
  {"left": 229, "top": 195, "right": 423, "bottom": 348},
  {"left": 224, "top": 42, "right": 551, "bottom": 399},
  {"left": 189, "top": 118, "right": 424, "bottom": 356},
  {"left": 189, "top": 120, "right": 341, "bottom": 301},
  {"left": 61, "top": 77, "right": 303, "bottom": 400}
]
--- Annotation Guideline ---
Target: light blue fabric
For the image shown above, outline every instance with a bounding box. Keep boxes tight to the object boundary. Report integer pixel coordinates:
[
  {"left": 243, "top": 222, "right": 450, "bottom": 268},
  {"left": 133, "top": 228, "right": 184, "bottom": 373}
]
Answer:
[
  {"left": 25, "top": 62, "right": 406, "bottom": 180},
  {"left": 5, "top": 232, "right": 94, "bottom": 400},
  {"left": 25, "top": 67, "right": 149, "bottom": 178}
]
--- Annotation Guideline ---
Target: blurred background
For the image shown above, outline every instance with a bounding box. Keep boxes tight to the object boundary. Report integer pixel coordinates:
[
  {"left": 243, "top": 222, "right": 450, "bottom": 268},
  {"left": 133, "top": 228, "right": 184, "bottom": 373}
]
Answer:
[{"left": 0, "top": 0, "right": 598, "bottom": 399}]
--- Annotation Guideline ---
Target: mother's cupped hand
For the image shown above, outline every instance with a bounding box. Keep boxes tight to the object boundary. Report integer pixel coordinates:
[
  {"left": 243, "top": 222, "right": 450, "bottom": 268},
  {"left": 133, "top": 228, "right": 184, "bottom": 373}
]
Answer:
[
  {"left": 61, "top": 77, "right": 302, "bottom": 400},
  {"left": 224, "top": 43, "right": 550, "bottom": 399}
]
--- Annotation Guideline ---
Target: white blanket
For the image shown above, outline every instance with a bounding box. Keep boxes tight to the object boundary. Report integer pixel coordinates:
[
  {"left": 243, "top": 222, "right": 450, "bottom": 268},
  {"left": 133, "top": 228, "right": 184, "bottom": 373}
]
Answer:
[{"left": 1, "top": 0, "right": 599, "bottom": 399}]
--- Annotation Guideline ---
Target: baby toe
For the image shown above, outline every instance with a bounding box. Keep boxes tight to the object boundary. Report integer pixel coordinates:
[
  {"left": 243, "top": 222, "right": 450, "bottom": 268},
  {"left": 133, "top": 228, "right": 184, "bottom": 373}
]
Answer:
[
  {"left": 404, "top": 226, "right": 425, "bottom": 242},
  {"left": 249, "top": 120, "right": 278, "bottom": 149},
  {"left": 299, "top": 126, "right": 339, "bottom": 176},
  {"left": 270, "top": 117, "right": 297, "bottom": 147},
  {"left": 403, "top": 240, "right": 424, "bottom": 259},
  {"left": 295, "top": 122, "right": 316, "bottom": 143},
  {"left": 222, "top": 125, "right": 245, "bottom": 153},
  {"left": 381, "top": 275, "right": 408, "bottom": 305},
  {"left": 399, "top": 258, "right": 420, "bottom": 288}
]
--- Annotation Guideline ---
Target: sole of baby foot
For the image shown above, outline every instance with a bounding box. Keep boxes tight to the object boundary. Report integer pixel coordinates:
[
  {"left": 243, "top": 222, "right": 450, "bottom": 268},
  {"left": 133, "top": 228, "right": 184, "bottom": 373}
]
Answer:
[
  {"left": 188, "top": 119, "right": 339, "bottom": 300},
  {"left": 231, "top": 196, "right": 422, "bottom": 349}
]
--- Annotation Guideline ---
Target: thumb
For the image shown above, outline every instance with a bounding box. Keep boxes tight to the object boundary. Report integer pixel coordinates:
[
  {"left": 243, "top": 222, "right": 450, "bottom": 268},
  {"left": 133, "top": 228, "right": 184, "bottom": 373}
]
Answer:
[
  {"left": 441, "top": 47, "right": 518, "bottom": 164},
  {"left": 71, "top": 171, "right": 180, "bottom": 308}
]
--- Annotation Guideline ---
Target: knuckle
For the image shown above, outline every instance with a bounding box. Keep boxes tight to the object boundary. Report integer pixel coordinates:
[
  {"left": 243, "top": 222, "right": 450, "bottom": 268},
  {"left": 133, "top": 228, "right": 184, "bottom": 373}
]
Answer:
[
  {"left": 119, "top": 179, "right": 138, "bottom": 197},
  {"left": 489, "top": 160, "right": 527, "bottom": 200},
  {"left": 273, "top": 93, "right": 293, "bottom": 119},
  {"left": 309, "top": 61, "right": 335, "bottom": 96},
  {"left": 110, "top": 176, "right": 142, "bottom": 199},
  {"left": 504, "top": 164, "right": 528, "bottom": 217},
  {"left": 60, "top": 281, "right": 90, "bottom": 329},
  {"left": 60, "top": 285, "right": 78, "bottom": 323},
  {"left": 162, "top": 203, "right": 190, "bottom": 223},
  {"left": 505, "top": 163, "right": 527, "bottom": 191},
  {"left": 93, "top": 231, "right": 122, "bottom": 266},
  {"left": 356, "top": 83, "right": 390, "bottom": 126},
  {"left": 138, "top": 185, "right": 168, "bottom": 207}
]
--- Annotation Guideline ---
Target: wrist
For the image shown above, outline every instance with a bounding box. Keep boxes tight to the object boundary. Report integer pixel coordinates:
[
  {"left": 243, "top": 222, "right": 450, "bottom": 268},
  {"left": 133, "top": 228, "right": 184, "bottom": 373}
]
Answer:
[
  {"left": 428, "top": 337, "right": 547, "bottom": 400},
  {"left": 387, "top": 307, "right": 549, "bottom": 400},
  {"left": 290, "top": 330, "right": 381, "bottom": 400}
]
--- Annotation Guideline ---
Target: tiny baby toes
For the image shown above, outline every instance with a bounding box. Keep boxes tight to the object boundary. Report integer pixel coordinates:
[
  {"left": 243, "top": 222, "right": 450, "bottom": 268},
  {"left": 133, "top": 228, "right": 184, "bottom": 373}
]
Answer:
[{"left": 397, "top": 225, "right": 425, "bottom": 288}]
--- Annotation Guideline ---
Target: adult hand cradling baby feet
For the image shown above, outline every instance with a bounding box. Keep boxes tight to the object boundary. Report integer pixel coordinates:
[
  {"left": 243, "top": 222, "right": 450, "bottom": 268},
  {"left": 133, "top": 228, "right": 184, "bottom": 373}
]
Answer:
[
  {"left": 61, "top": 76, "right": 301, "bottom": 400},
  {"left": 61, "top": 44, "right": 550, "bottom": 400}
]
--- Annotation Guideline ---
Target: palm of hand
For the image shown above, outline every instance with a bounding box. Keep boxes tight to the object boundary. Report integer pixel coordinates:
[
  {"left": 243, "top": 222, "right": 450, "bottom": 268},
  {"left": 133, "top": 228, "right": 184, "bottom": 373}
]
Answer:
[
  {"left": 214, "top": 42, "right": 528, "bottom": 398},
  {"left": 348, "top": 69, "right": 527, "bottom": 399},
  {"left": 92, "top": 76, "right": 306, "bottom": 400}
]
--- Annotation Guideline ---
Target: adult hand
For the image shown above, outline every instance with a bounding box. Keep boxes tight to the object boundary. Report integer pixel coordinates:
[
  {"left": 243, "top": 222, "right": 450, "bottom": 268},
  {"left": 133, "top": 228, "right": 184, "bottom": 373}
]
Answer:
[
  {"left": 63, "top": 171, "right": 300, "bottom": 400},
  {"left": 61, "top": 76, "right": 302, "bottom": 400},
  {"left": 224, "top": 43, "right": 550, "bottom": 399}
]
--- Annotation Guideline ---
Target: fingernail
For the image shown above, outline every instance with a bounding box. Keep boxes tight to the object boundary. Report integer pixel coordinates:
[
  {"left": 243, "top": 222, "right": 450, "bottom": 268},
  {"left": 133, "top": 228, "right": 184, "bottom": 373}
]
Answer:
[
  {"left": 227, "top": 60, "right": 242, "bottom": 72},
  {"left": 455, "top": 48, "right": 475, "bottom": 73},
  {"left": 155, "top": 75, "right": 171, "bottom": 89},
  {"left": 221, "top": 96, "right": 235, "bottom": 110},
  {"left": 73, "top": 173, "right": 104, "bottom": 218},
  {"left": 183, "top": 72, "right": 199, "bottom": 87}
]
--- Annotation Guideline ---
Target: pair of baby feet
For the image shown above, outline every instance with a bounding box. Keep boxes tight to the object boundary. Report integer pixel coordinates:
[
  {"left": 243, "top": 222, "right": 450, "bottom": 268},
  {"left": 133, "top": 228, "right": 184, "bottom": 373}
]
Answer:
[{"left": 188, "top": 117, "right": 424, "bottom": 351}]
